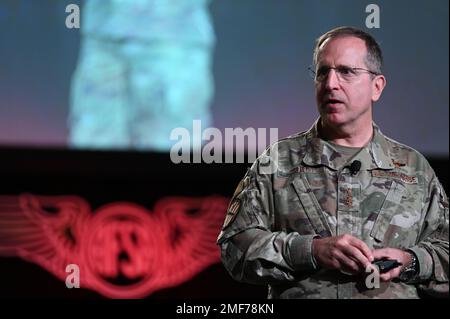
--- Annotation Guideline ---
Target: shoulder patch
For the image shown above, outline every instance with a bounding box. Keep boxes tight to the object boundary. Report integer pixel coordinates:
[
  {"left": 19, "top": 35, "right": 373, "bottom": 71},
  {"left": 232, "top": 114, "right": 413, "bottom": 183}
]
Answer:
[
  {"left": 222, "top": 199, "right": 241, "bottom": 229},
  {"left": 230, "top": 173, "right": 251, "bottom": 199}
]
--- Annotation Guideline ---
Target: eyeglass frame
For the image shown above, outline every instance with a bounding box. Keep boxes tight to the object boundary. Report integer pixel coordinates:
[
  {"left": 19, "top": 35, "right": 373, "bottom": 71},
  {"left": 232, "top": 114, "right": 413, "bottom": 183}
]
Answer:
[{"left": 308, "top": 65, "right": 381, "bottom": 83}]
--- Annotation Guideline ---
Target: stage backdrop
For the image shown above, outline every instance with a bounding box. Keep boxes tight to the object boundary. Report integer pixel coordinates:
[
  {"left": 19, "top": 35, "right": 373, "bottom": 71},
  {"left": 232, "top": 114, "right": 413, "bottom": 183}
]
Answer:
[
  {"left": 0, "top": 0, "right": 448, "bottom": 300},
  {"left": 0, "top": 0, "right": 448, "bottom": 156}
]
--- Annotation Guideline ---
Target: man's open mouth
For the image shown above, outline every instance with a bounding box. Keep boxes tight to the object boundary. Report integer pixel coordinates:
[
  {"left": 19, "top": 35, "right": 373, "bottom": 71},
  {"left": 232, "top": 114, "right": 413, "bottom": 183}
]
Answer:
[{"left": 325, "top": 98, "right": 343, "bottom": 104}]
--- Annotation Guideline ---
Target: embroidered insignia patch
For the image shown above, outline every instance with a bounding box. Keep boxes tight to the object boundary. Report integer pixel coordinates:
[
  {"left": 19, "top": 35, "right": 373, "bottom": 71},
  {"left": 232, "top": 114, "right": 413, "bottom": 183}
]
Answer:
[
  {"left": 222, "top": 199, "right": 241, "bottom": 229},
  {"left": 392, "top": 160, "right": 406, "bottom": 168},
  {"left": 371, "top": 170, "right": 418, "bottom": 184}
]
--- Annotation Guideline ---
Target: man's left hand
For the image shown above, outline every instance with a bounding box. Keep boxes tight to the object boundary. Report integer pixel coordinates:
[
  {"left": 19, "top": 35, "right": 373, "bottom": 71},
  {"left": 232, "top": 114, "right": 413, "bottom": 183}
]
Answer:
[{"left": 371, "top": 248, "right": 412, "bottom": 282}]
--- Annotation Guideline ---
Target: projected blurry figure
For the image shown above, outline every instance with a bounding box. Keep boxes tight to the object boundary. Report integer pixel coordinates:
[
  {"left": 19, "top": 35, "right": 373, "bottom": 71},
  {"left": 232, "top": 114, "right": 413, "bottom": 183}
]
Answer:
[{"left": 68, "top": 0, "right": 215, "bottom": 151}]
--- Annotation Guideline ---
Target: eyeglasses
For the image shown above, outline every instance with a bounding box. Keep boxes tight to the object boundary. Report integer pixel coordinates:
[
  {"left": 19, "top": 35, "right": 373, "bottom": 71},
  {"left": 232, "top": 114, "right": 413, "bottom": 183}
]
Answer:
[{"left": 308, "top": 65, "right": 380, "bottom": 83}]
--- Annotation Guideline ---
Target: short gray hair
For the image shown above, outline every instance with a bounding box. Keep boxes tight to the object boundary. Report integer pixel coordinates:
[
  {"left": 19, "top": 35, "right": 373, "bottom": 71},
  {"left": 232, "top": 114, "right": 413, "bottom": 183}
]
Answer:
[{"left": 313, "top": 26, "right": 383, "bottom": 74}]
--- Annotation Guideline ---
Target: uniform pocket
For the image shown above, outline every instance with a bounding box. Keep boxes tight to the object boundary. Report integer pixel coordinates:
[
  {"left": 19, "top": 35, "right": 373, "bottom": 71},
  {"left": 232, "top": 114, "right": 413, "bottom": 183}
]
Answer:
[
  {"left": 370, "top": 180, "right": 408, "bottom": 244},
  {"left": 291, "top": 176, "right": 332, "bottom": 237}
]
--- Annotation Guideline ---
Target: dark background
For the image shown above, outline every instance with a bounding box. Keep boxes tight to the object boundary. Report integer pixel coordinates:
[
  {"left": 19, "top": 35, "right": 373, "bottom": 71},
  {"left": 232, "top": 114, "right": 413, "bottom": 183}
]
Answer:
[
  {"left": 0, "top": 149, "right": 447, "bottom": 298},
  {"left": 0, "top": 148, "right": 268, "bottom": 298}
]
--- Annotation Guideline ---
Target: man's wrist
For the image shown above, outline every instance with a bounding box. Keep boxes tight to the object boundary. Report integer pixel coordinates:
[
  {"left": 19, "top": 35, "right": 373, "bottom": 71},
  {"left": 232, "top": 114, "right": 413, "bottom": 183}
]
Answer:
[
  {"left": 290, "top": 234, "right": 320, "bottom": 271},
  {"left": 311, "top": 236, "right": 321, "bottom": 269},
  {"left": 398, "top": 250, "right": 419, "bottom": 283}
]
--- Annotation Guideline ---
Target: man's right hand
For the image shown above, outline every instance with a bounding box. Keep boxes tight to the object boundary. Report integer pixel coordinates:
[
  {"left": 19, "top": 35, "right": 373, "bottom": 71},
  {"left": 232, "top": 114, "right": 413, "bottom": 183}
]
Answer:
[{"left": 312, "top": 234, "right": 374, "bottom": 275}]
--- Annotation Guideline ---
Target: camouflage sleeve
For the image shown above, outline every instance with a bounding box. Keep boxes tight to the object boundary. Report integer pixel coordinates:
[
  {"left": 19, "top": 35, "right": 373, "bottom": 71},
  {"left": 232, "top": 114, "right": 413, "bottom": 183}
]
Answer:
[
  {"left": 409, "top": 173, "right": 449, "bottom": 297},
  {"left": 216, "top": 156, "right": 319, "bottom": 285}
]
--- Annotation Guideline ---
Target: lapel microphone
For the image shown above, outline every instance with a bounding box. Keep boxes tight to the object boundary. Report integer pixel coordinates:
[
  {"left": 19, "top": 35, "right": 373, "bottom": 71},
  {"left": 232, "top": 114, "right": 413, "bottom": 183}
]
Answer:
[{"left": 349, "top": 160, "right": 361, "bottom": 176}]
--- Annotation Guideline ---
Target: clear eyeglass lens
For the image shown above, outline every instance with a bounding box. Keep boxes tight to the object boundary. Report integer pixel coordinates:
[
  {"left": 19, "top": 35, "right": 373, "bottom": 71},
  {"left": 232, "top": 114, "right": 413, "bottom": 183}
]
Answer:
[{"left": 314, "top": 66, "right": 360, "bottom": 82}]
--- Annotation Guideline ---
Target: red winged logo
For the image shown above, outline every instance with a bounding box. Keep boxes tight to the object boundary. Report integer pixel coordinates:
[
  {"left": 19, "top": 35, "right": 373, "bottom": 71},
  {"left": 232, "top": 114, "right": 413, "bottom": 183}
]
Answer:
[{"left": 0, "top": 194, "right": 228, "bottom": 298}]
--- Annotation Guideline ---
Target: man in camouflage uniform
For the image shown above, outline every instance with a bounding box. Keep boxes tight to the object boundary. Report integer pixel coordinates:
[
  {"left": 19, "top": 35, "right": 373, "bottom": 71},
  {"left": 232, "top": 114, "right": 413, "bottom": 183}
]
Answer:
[{"left": 217, "top": 27, "right": 449, "bottom": 298}]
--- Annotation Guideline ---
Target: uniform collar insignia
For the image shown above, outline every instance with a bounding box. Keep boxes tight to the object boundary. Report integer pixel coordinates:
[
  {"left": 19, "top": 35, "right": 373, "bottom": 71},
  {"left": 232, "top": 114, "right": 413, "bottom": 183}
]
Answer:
[{"left": 302, "top": 118, "right": 395, "bottom": 171}]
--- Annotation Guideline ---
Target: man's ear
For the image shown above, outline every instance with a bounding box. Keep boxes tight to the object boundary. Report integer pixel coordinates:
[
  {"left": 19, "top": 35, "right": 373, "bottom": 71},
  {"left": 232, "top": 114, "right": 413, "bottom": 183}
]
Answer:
[{"left": 372, "top": 75, "right": 386, "bottom": 102}]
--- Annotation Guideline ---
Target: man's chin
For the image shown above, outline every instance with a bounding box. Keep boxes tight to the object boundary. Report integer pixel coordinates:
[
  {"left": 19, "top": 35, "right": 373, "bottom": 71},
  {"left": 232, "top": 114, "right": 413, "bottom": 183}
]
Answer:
[{"left": 321, "top": 113, "right": 347, "bottom": 126}]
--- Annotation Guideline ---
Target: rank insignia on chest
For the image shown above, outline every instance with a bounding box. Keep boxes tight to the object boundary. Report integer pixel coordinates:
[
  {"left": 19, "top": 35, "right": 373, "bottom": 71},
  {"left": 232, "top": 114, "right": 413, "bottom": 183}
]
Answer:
[{"left": 392, "top": 160, "right": 406, "bottom": 168}]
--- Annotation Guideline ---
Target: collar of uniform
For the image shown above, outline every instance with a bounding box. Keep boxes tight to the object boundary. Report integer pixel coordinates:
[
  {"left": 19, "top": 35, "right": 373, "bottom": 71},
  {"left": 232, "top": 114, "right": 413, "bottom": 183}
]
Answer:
[
  {"left": 302, "top": 118, "right": 342, "bottom": 170},
  {"left": 366, "top": 123, "right": 395, "bottom": 170},
  {"left": 302, "top": 118, "right": 394, "bottom": 171}
]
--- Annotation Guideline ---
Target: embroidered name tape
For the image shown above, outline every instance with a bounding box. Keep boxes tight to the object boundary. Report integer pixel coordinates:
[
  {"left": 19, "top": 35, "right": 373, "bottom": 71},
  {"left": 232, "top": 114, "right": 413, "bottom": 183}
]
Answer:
[{"left": 372, "top": 170, "right": 418, "bottom": 184}]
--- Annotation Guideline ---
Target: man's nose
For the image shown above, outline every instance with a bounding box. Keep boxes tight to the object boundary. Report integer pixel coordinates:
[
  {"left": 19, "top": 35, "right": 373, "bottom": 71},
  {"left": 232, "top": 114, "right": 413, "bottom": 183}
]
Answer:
[{"left": 324, "top": 69, "right": 340, "bottom": 90}]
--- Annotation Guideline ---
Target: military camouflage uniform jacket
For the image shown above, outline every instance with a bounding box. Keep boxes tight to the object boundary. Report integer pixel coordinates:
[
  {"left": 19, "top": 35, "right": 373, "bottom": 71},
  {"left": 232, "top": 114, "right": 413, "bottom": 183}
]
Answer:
[{"left": 217, "top": 119, "right": 449, "bottom": 298}]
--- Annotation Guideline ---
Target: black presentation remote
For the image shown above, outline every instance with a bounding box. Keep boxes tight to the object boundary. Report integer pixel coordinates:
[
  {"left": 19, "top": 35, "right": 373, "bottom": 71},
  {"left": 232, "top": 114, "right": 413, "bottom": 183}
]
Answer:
[{"left": 372, "top": 258, "right": 402, "bottom": 273}]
